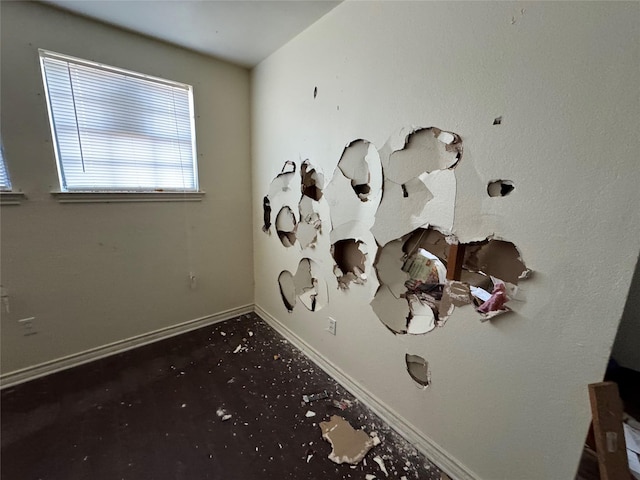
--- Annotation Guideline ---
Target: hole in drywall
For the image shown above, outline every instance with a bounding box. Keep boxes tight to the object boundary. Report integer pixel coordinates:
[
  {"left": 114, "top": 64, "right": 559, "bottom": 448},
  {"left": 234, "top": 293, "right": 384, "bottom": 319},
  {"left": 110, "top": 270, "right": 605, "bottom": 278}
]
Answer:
[
  {"left": 262, "top": 196, "right": 272, "bottom": 233},
  {"left": 493, "top": 116, "right": 502, "bottom": 125},
  {"left": 278, "top": 270, "right": 296, "bottom": 312},
  {"left": 275, "top": 206, "right": 297, "bottom": 247},
  {"left": 371, "top": 228, "right": 449, "bottom": 335},
  {"left": 487, "top": 180, "right": 514, "bottom": 197},
  {"left": 313, "top": 86, "right": 318, "bottom": 99},
  {"left": 297, "top": 196, "right": 322, "bottom": 249},
  {"left": 278, "top": 258, "right": 327, "bottom": 313},
  {"left": 463, "top": 239, "right": 528, "bottom": 285},
  {"left": 338, "top": 139, "right": 372, "bottom": 202},
  {"left": 301, "top": 160, "right": 324, "bottom": 201},
  {"left": 386, "top": 128, "right": 462, "bottom": 184},
  {"left": 405, "top": 354, "right": 430, "bottom": 387},
  {"left": 266, "top": 161, "right": 297, "bottom": 201},
  {"left": 402, "top": 228, "right": 449, "bottom": 265},
  {"left": 331, "top": 239, "right": 367, "bottom": 289}
]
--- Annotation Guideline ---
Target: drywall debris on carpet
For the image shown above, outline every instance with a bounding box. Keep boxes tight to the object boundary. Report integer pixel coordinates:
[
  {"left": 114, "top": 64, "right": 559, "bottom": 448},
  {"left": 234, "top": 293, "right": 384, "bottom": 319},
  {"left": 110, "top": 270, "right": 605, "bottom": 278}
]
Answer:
[{"left": 320, "top": 415, "right": 377, "bottom": 465}]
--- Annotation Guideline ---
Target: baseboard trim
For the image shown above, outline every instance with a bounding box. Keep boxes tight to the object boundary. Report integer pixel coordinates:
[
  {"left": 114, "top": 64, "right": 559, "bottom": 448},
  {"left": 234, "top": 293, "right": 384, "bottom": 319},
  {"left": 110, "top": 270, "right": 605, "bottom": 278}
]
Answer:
[
  {"left": 255, "top": 304, "right": 479, "bottom": 480},
  {"left": 0, "top": 304, "right": 254, "bottom": 389}
]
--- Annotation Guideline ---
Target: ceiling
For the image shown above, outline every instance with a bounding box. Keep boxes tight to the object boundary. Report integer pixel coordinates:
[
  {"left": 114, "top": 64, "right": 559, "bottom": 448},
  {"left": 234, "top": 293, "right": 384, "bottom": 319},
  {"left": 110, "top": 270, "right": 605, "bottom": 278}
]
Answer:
[{"left": 42, "top": 0, "right": 342, "bottom": 68}]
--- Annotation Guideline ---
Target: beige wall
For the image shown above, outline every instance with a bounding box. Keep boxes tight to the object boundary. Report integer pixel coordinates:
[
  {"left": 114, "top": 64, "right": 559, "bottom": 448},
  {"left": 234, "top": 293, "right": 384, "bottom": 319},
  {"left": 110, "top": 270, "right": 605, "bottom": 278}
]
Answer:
[
  {"left": 252, "top": 2, "right": 640, "bottom": 479},
  {"left": 0, "top": 2, "right": 253, "bottom": 373}
]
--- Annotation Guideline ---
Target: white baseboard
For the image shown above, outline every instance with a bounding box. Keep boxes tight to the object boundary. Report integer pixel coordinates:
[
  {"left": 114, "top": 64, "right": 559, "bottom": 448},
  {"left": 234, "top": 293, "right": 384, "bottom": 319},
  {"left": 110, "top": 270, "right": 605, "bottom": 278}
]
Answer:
[
  {"left": 255, "top": 304, "right": 479, "bottom": 480},
  {"left": 0, "top": 304, "right": 254, "bottom": 389}
]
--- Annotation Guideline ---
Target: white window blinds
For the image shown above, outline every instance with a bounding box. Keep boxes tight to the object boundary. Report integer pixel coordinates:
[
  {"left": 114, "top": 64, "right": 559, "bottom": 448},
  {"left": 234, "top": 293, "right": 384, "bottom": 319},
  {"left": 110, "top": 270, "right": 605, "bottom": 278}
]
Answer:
[
  {"left": 39, "top": 50, "right": 198, "bottom": 192},
  {"left": 0, "top": 143, "right": 11, "bottom": 191}
]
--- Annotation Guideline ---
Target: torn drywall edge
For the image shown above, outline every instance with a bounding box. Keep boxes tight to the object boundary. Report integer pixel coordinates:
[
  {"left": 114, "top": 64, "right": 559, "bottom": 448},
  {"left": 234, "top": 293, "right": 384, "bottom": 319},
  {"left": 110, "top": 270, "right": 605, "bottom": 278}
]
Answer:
[
  {"left": 275, "top": 206, "right": 297, "bottom": 247},
  {"left": 373, "top": 238, "right": 410, "bottom": 299},
  {"left": 298, "top": 195, "right": 322, "bottom": 249},
  {"left": 325, "top": 162, "right": 382, "bottom": 234},
  {"left": 487, "top": 179, "right": 515, "bottom": 197},
  {"left": 262, "top": 196, "right": 272, "bottom": 233},
  {"left": 319, "top": 415, "right": 376, "bottom": 465},
  {"left": 371, "top": 169, "right": 456, "bottom": 247},
  {"left": 402, "top": 228, "right": 449, "bottom": 264},
  {"left": 335, "top": 139, "right": 383, "bottom": 204},
  {"left": 370, "top": 285, "right": 410, "bottom": 334},
  {"left": 301, "top": 160, "right": 325, "bottom": 201},
  {"left": 267, "top": 160, "right": 297, "bottom": 199},
  {"left": 278, "top": 270, "right": 296, "bottom": 312},
  {"left": 331, "top": 238, "right": 368, "bottom": 289},
  {"left": 438, "top": 280, "right": 473, "bottom": 324},
  {"left": 463, "top": 239, "right": 528, "bottom": 284},
  {"left": 405, "top": 354, "right": 431, "bottom": 388},
  {"left": 296, "top": 258, "right": 328, "bottom": 312},
  {"left": 384, "top": 128, "right": 461, "bottom": 185}
]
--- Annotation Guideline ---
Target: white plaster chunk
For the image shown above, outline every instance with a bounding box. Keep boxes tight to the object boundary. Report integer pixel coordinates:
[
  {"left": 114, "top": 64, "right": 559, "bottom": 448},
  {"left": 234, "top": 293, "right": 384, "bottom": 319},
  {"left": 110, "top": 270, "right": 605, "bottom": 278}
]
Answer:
[{"left": 319, "top": 415, "right": 376, "bottom": 465}]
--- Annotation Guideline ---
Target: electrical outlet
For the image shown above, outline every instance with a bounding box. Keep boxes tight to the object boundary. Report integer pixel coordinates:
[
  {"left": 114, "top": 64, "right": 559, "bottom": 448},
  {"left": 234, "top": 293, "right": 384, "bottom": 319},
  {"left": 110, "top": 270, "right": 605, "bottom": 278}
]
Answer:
[
  {"left": 18, "top": 317, "right": 37, "bottom": 337},
  {"left": 327, "top": 317, "right": 337, "bottom": 335}
]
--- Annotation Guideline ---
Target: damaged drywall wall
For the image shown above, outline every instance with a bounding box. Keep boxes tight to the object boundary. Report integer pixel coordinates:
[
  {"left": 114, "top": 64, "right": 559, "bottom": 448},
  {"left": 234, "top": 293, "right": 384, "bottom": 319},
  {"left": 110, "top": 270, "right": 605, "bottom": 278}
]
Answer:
[
  {"left": 337, "top": 139, "right": 373, "bottom": 202},
  {"left": 275, "top": 206, "right": 297, "bottom": 247},
  {"left": 487, "top": 180, "right": 514, "bottom": 197},
  {"left": 278, "top": 258, "right": 328, "bottom": 312},
  {"left": 297, "top": 195, "right": 322, "bottom": 249},
  {"left": 259, "top": 125, "right": 532, "bottom": 385},
  {"left": 319, "top": 415, "right": 376, "bottom": 464},
  {"left": 371, "top": 226, "right": 531, "bottom": 333},
  {"left": 331, "top": 238, "right": 367, "bottom": 289},
  {"left": 262, "top": 161, "right": 298, "bottom": 235},
  {"left": 405, "top": 354, "right": 430, "bottom": 388},
  {"left": 371, "top": 127, "right": 462, "bottom": 246},
  {"left": 301, "top": 160, "right": 324, "bottom": 201},
  {"left": 324, "top": 140, "right": 382, "bottom": 290}
]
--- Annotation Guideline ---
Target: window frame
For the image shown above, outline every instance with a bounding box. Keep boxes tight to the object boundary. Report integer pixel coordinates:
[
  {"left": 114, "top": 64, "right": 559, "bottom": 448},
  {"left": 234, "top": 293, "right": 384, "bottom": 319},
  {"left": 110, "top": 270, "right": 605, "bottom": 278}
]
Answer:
[{"left": 39, "top": 49, "right": 201, "bottom": 198}]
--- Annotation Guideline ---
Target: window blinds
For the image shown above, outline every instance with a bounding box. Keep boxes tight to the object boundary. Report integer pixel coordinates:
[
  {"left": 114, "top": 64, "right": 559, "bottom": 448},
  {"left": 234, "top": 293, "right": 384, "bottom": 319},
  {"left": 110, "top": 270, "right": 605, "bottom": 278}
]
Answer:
[
  {"left": 0, "top": 144, "right": 11, "bottom": 191},
  {"left": 40, "top": 50, "right": 198, "bottom": 192}
]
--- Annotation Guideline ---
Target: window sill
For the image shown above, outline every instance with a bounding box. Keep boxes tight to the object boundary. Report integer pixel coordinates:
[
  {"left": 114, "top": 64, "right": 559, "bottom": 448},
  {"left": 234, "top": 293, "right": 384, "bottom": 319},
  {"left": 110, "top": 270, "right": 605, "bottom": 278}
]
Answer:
[
  {"left": 0, "top": 192, "right": 27, "bottom": 205},
  {"left": 51, "top": 191, "right": 205, "bottom": 204}
]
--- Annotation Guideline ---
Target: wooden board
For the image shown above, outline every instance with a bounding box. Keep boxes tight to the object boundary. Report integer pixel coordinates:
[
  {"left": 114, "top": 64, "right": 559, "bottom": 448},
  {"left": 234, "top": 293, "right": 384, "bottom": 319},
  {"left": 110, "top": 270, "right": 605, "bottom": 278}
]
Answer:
[
  {"left": 446, "top": 243, "right": 465, "bottom": 281},
  {"left": 588, "top": 381, "right": 630, "bottom": 480}
]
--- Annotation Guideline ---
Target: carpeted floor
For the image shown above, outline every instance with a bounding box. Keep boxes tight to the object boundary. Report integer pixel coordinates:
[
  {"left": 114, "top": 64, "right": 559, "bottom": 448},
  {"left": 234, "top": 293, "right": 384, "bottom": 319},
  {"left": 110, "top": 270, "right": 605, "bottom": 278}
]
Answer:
[{"left": 1, "top": 313, "right": 444, "bottom": 480}]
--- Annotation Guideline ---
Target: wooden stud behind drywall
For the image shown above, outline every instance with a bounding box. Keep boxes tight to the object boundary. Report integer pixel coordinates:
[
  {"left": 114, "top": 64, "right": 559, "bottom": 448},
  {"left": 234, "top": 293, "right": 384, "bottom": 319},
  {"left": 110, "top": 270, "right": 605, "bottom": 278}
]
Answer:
[{"left": 446, "top": 243, "right": 465, "bottom": 281}]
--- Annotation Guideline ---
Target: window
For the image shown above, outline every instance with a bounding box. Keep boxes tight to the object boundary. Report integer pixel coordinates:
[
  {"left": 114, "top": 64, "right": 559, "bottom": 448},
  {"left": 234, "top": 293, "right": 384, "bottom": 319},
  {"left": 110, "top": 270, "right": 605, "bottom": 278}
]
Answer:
[
  {"left": 39, "top": 50, "right": 198, "bottom": 193},
  {"left": 0, "top": 142, "right": 11, "bottom": 192}
]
